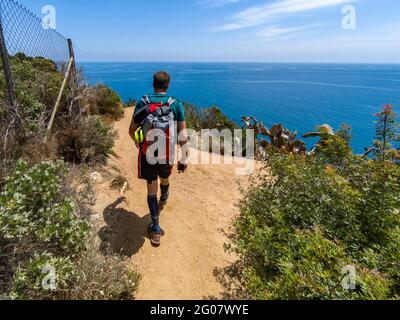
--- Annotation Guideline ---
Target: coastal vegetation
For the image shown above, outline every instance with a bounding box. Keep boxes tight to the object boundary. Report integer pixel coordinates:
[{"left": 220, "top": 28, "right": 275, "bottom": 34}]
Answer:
[
  {"left": 184, "top": 102, "right": 238, "bottom": 132},
  {"left": 0, "top": 55, "right": 139, "bottom": 300},
  {"left": 1, "top": 54, "right": 399, "bottom": 301},
  {"left": 234, "top": 105, "right": 399, "bottom": 299}
]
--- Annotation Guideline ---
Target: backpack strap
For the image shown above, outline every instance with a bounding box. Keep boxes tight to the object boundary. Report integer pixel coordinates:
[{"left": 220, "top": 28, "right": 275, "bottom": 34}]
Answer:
[
  {"left": 141, "top": 95, "right": 151, "bottom": 106},
  {"left": 164, "top": 97, "right": 176, "bottom": 107}
]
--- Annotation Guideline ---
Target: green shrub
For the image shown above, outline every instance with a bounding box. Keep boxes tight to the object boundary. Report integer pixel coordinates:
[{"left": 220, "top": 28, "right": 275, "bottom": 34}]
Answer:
[
  {"left": 184, "top": 103, "right": 237, "bottom": 132},
  {"left": 310, "top": 125, "right": 353, "bottom": 166},
  {"left": 1, "top": 55, "right": 121, "bottom": 166},
  {"left": 234, "top": 107, "right": 400, "bottom": 300},
  {"left": 76, "top": 116, "right": 116, "bottom": 163},
  {"left": 1, "top": 55, "right": 137, "bottom": 300},
  {"left": 0, "top": 161, "right": 89, "bottom": 255},
  {"left": 0, "top": 161, "right": 89, "bottom": 298},
  {"left": 236, "top": 152, "right": 399, "bottom": 300},
  {"left": 58, "top": 116, "right": 116, "bottom": 164},
  {"left": 11, "top": 252, "right": 75, "bottom": 300},
  {"left": 0, "top": 161, "right": 139, "bottom": 300},
  {"left": 245, "top": 228, "right": 390, "bottom": 300},
  {"left": 87, "top": 84, "right": 124, "bottom": 120},
  {"left": 4, "top": 54, "right": 66, "bottom": 135}
]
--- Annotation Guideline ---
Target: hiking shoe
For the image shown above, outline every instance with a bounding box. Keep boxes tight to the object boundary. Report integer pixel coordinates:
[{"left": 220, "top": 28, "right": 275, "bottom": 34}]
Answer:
[{"left": 148, "top": 224, "right": 161, "bottom": 247}]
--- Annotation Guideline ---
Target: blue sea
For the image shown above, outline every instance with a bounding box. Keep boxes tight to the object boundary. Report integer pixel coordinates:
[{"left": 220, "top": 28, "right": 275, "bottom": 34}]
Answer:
[{"left": 79, "top": 62, "right": 400, "bottom": 154}]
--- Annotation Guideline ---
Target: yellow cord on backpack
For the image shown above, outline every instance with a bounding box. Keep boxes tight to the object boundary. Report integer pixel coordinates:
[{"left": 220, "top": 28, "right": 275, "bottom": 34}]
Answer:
[{"left": 134, "top": 128, "right": 144, "bottom": 144}]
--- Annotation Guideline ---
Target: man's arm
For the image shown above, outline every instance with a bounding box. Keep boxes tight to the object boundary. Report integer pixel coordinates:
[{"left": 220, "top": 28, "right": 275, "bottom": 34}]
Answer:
[
  {"left": 177, "top": 121, "right": 189, "bottom": 171},
  {"left": 129, "top": 118, "right": 140, "bottom": 149},
  {"left": 177, "top": 121, "right": 188, "bottom": 148},
  {"left": 130, "top": 100, "right": 147, "bottom": 149},
  {"left": 176, "top": 101, "right": 188, "bottom": 148},
  {"left": 175, "top": 101, "right": 189, "bottom": 171}
]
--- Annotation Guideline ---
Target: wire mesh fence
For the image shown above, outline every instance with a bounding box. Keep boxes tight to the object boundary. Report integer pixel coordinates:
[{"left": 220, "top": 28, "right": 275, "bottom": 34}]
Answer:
[
  {"left": 0, "top": 0, "right": 74, "bottom": 108},
  {"left": 0, "top": 0, "right": 70, "bottom": 64}
]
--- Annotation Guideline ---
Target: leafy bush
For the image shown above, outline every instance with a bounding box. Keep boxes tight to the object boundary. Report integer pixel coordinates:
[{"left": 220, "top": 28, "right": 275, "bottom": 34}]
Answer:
[
  {"left": 0, "top": 161, "right": 88, "bottom": 297},
  {"left": 2, "top": 54, "right": 66, "bottom": 135},
  {"left": 236, "top": 154, "right": 399, "bottom": 299},
  {"left": 234, "top": 106, "right": 400, "bottom": 300},
  {"left": 0, "top": 161, "right": 89, "bottom": 255},
  {"left": 85, "top": 84, "right": 124, "bottom": 120},
  {"left": 0, "top": 55, "right": 122, "bottom": 167},
  {"left": 184, "top": 103, "right": 237, "bottom": 132},
  {"left": 305, "top": 124, "right": 353, "bottom": 166},
  {"left": 58, "top": 116, "right": 116, "bottom": 163},
  {"left": 184, "top": 103, "right": 241, "bottom": 155},
  {"left": 0, "top": 161, "right": 139, "bottom": 300},
  {"left": 1, "top": 55, "right": 138, "bottom": 300},
  {"left": 247, "top": 228, "right": 390, "bottom": 300},
  {"left": 11, "top": 252, "right": 75, "bottom": 300}
]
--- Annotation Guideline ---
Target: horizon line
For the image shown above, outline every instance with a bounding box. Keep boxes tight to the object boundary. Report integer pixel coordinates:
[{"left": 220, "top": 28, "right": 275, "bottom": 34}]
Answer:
[{"left": 76, "top": 60, "right": 400, "bottom": 65}]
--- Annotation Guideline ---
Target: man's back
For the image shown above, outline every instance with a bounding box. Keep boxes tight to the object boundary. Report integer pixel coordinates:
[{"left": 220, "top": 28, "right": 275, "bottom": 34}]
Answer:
[{"left": 134, "top": 93, "right": 185, "bottom": 124}]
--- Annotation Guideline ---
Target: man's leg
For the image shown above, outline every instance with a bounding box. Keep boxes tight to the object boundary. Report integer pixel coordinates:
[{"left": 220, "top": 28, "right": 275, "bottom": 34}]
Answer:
[
  {"left": 158, "top": 178, "right": 170, "bottom": 213},
  {"left": 147, "top": 180, "right": 160, "bottom": 234},
  {"left": 139, "top": 151, "right": 162, "bottom": 246},
  {"left": 160, "top": 178, "right": 170, "bottom": 203},
  {"left": 159, "top": 165, "right": 172, "bottom": 212}
]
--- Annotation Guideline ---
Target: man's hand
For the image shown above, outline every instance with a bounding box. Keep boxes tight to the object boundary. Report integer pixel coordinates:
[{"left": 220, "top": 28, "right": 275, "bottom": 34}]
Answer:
[{"left": 178, "top": 161, "right": 188, "bottom": 173}]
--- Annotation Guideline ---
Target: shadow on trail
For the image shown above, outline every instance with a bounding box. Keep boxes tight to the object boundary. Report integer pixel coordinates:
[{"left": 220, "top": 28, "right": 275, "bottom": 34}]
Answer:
[
  {"left": 98, "top": 197, "right": 150, "bottom": 257},
  {"left": 205, "top": 262, "right": 249, "bottom": 300},
  {"left": 204, "top": 260, "right": 249, "bottom": 300}
]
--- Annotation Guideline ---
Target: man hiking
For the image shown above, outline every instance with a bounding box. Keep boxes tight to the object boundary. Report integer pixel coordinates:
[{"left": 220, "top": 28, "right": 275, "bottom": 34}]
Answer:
[{"left": 129, "top": 71, "right": 188, "bottom": 247}]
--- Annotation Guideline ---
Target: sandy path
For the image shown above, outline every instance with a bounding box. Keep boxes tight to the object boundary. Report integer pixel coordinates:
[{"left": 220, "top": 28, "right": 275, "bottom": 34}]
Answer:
[{"left": 93, "top": 108, "right": 249, "bottom": 300}]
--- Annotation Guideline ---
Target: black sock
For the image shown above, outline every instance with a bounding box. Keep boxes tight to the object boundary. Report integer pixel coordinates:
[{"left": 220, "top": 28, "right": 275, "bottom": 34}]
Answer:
[
  {"left": 147, "top": 195, "right": 160, "bottom": 232},
  {"left": 160, "top": 184, "right": 170, "bottom": 202}
]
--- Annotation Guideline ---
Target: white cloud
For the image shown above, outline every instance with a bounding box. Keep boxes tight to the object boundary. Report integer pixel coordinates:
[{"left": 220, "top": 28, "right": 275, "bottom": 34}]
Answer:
[
  {"left": 232, "top": 21, "right": 400, "bottom": 62},
  {"left": 198, "top": 0, "right": 240, "bottom": 8},
  {"left": 256, "top": 24, "right": 321, "bottom": 40},
  {"left": 213, "top": 0, "right": 357, "bottom": 31}
]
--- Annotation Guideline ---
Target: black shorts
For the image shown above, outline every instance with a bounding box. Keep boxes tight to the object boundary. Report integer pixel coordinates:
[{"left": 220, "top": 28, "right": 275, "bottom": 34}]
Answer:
[{"left": 138, "top": 151, "right": 173, "bottom": 183}]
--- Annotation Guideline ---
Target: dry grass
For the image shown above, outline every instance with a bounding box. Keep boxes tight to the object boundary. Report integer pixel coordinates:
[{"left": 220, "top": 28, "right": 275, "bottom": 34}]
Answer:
[{"left": 59, "top": 239, "right": 140, "bottom": 300}]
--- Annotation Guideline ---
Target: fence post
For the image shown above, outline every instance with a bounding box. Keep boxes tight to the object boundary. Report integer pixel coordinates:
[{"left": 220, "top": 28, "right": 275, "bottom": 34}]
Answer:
[
  {"left": 67, "top": 39, "right": 76, "bottom": 76},
  {"left": 67, "top": 38, "right": 80, "bottom": 116},
  {"left": 0, "top": 8, "right": 17, "bottom": 109},
  {"left": 45, "top": 56, "right": 74, "bottom": 142}
]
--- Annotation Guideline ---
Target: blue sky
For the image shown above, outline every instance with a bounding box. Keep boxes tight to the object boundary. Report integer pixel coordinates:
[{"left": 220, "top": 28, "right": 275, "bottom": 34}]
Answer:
[{"left": 18, "top": 0, "right": 400, "bottom": 62}]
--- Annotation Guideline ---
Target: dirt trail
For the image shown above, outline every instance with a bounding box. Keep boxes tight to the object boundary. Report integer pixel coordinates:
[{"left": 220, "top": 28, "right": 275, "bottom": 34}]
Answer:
[{"left": 93, "top": 108, "right": 249, "bottom": 300}]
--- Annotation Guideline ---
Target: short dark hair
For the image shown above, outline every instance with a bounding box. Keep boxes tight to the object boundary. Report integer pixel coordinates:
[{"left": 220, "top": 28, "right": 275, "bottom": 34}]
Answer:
[{"left": 153, "top": 71, "right": 171, "bottom": 91}]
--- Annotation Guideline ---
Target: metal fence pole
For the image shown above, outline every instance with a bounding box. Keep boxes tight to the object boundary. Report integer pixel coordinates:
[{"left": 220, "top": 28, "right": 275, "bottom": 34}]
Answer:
[
  {"left": 67, "top": 38, "right": 79, "bottom": 116},
  {"left": 67, "top": 39, "right": 76, "bottom": 76},
  {"left": 45, "top": 56, "right": 74, "bottom": 142},
  {"left": 0, "top": 7, "right": 17, "bottom": 109}
]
